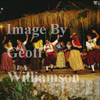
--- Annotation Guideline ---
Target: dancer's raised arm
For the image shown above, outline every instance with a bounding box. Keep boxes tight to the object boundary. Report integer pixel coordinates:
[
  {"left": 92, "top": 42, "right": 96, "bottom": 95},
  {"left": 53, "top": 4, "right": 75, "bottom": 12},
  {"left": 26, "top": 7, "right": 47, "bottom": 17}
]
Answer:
[{"left": 92, "top": 30, "right": 99, "bottom": 40}]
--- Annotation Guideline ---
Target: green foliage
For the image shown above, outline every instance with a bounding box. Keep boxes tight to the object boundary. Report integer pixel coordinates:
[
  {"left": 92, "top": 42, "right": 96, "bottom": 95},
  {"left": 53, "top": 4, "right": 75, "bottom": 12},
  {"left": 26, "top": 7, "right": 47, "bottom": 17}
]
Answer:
[
  {"left": 69, "top": 10, "right": 88, "bottom": 28},
  {"left": 0, "top": 77, "right": 88, "bottom": 100},
  {"left": 48, "top": 28, "right": 52, "bottom": 41},
  {"left": 0, "top": 77, "right": 58, "bottom": 100},
  {"left": 77, "top": 11, "right": 88, "bottom": 19}
]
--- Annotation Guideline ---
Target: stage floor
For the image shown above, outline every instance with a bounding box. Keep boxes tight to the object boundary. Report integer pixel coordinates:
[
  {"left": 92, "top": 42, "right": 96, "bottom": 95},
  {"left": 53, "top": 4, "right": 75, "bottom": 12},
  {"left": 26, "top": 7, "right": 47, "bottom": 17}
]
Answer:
[{"left": 0, "top": 68, "right": 100, "bottom": 80}]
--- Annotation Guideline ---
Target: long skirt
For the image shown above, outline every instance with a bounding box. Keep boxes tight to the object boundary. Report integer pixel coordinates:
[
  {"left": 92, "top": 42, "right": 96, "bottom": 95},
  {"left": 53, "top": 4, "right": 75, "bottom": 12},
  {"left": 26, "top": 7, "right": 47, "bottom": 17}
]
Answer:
[
  {"left": 0, "top": 52, "right": 13, "bottom": 71},
  {"left": 30, "top": 49, "right": 42, "bottom": 71},
  {"left": 87, "top": 50, "right": 100, "bottom": 65},
  {"left": 68, "top": 50, "right": 84, "bottom": 71},
  {"left": 56, "top": 51, "right": 66, "bottom": 68},
  {"left": 30, "top": 58, "right": 42, "bottom": 71}
]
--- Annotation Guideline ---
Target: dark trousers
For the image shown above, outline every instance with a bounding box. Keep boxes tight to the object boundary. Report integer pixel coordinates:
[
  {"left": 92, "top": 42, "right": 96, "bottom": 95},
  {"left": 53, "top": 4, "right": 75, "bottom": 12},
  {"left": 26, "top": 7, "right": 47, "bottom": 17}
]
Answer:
[
  {"left": 44, "top": 54, "right": 56, "bottom": 66},
  {"left": 87, "top": 50, "right": 100, "bottom": 65}
]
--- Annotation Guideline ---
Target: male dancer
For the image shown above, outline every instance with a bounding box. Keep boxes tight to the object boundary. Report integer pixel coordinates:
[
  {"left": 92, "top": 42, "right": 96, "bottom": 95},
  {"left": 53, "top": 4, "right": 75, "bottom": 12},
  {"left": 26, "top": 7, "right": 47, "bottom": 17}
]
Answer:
[
  {"left": 86, "top": 30, "right": 100, "bottom": 72},
  {"left": 44, "top": 34, "right": 60, "bottom": 72}
]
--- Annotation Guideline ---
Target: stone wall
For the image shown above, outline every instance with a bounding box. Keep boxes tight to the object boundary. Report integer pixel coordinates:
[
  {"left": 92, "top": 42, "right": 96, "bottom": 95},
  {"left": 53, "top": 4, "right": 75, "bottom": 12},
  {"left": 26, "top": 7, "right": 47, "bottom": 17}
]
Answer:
[
  {"left": 0, "top": 74, "right": 100, "bottom": 100},
  {"left": 31, "top": 75, "right": 100, "bottom": 100}
]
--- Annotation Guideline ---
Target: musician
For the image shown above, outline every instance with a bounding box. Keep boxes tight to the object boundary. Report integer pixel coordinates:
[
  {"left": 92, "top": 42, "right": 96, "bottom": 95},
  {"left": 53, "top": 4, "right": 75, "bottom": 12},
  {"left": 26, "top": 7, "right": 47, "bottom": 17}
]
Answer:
[{"left": 86, "top": 30, "right": 100, "bottom": 72}]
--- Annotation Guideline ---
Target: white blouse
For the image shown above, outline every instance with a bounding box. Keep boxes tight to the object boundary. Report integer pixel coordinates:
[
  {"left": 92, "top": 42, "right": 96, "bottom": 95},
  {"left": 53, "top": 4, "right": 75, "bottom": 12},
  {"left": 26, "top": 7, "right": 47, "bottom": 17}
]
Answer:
[{"left": 44, "top": 40, "right": 58, "bottom": 53}]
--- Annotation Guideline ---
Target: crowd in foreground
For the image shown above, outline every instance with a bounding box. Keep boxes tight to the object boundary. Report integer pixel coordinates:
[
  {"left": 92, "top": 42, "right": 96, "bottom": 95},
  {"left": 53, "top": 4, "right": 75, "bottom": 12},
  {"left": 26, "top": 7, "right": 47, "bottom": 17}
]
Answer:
[{"left": 0, "top": 29, "right": 100, "bottom": 74}]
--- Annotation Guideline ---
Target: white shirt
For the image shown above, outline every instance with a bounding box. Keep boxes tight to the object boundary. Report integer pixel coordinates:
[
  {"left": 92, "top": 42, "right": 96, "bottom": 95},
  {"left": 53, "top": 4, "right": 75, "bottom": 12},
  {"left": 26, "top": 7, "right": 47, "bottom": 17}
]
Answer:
[
  {"left": 7, "top": 47, "right": 13, "bottom": 51},
  {"left": 86, "top": 38, "right": 97, "bottom": 51},
  {"left": 66, "top": 45, "right": 72, "bottom": 50},
  {"left": 44, "top": 40, "right": 58, "bottom": 53},
  {"left": 17, "top": 41, "right": 27, "bottom": 51}
]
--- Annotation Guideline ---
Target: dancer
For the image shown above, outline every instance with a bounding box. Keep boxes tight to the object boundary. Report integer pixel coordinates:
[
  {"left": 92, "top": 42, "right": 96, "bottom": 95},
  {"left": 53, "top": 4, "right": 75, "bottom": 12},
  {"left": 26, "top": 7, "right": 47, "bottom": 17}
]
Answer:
[
  {"left": 30, "top": 36, "right": 43, "bottom": 73},
  {"left": 86, "top": 29, "right": 100, "bottom": 72},
  {"left": 65, "top": 41, "right": 72, "bottom": 63},
  {"left": 0, "top": 36, "right": 6, "bottom": 65},
  {"left": 68, "top": 32, "right": 84, "bottom": 74},
  {"left": 44, "top": 34, "right": 60, "bottom": 72},
  {"left": 15, "top": 34, "right": 28, "bottom": 72},
  {"left": 56, "top": 41, "right": 66, "bottom": 68},
  {"left": 0, "top": 38, "right": 14, "bottom": 72},
  {"left": 81, "top": 49, "right": 88, "bottom": 68}
]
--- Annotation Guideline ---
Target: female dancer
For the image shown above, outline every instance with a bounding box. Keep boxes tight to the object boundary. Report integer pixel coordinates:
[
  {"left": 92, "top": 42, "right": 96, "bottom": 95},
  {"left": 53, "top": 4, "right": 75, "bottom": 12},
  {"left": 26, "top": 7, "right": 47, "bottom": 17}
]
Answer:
[
  {"left": 30, "top": 36, "right": 43, "bottom": 73},
  {"left": 68, "top": 32, "right": 84, "bottom": 74},
  {"left": 56, "top": 41, "right": 66, "bottom": 68},
  {"left": 15, "top": 34, "right": 28, "bottom": 72},
  {"left": 0, "top": 38, "right": 14, "bottom": 72}
]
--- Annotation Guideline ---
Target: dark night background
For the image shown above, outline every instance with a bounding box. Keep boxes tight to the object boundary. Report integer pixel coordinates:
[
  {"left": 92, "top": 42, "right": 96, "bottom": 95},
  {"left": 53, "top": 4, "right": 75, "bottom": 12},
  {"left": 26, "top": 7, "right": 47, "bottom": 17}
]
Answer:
[
  {"left": 0, "top": 0, "right": 100, "bottom": 47},
  {"left": 0, "top": 0, "right": 99, "bottom": 22}
]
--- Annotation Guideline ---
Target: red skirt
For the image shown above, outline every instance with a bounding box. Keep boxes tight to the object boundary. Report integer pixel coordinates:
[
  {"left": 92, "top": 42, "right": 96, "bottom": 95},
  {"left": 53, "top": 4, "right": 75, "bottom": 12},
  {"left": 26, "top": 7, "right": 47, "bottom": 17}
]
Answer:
[{"left": 0, "top": 52, "right": 13, "bottom": 71}]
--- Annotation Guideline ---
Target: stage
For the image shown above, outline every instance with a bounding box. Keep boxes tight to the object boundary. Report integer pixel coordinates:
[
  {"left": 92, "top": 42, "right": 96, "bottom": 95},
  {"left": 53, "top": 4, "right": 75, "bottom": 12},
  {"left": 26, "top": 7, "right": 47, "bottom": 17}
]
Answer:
[{"left": 0, "top": 68, "right": 100, "bottom": 80}]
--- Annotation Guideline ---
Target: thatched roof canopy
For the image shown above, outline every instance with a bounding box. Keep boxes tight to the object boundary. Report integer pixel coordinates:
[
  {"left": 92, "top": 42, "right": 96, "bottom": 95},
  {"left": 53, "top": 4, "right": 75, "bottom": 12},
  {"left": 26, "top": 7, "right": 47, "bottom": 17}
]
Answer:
[{"left": 0, "top": 9, "right": 100, "bottom": 35}]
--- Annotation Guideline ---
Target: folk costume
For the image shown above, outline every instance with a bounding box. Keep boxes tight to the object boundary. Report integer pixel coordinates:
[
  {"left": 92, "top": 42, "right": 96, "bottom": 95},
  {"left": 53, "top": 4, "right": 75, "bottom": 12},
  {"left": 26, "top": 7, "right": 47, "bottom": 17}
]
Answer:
[
  {"left": 0, "top": 41, "right": 13, "bottom": 71},
  {"left": 68, "top": 34, "right": 84, "bottom": 72},
  {"left": 30, "top": 39, "right": 43, "bottom": 72},
  {"left": 65, "top": 42, "right": 72, "bottom": 63},
  {"left": 86, "top": 38, "right": 100, "bottom": 72},
  {"left": 44, "top": 40, "right": 58, "bottom": 72},
  {"left": 15, "top": 40, "right": 27, "bottom": 72},
  {"left": 56, "top": 42, "right": 66, "bottom": 68}
]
